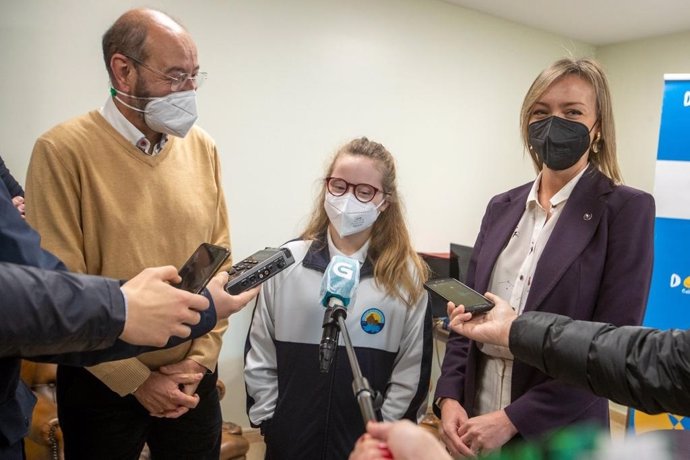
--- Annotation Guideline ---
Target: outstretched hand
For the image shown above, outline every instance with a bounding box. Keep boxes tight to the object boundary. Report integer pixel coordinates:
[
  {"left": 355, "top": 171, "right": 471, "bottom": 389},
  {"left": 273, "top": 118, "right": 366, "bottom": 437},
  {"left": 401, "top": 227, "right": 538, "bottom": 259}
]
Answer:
[
  {"left": 447, "top": 292, "right": 517, "bottom": 348},
  {"left": 205, "top": 271, "right": 260, "bottom": 319},
  {"left": 349, "top": 420, "right": 451, "bottom": 460}
]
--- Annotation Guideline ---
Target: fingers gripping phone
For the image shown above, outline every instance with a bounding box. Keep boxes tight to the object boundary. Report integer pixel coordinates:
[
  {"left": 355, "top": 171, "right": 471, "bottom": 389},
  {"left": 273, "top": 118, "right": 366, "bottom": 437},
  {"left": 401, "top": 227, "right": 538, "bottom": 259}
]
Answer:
[
  {"left": 424, "top": 278, "right": 494, "bottom": 314},
  {"left": 175, "top": 243, "right": 231, "bottom": 294}
]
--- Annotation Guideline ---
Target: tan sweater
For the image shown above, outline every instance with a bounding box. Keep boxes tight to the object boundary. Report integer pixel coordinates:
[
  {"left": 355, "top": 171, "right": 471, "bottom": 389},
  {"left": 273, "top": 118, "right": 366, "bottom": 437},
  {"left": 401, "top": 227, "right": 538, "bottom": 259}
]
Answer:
[{"left": 26, "top": 111, "right": 230, "bottom": 396}]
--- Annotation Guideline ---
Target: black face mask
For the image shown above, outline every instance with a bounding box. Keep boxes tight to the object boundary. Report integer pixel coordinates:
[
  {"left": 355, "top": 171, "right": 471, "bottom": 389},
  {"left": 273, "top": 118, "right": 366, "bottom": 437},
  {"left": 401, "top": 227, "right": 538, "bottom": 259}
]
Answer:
[{"left": 528, "top": 116, "right": 593, "bottom": 171}]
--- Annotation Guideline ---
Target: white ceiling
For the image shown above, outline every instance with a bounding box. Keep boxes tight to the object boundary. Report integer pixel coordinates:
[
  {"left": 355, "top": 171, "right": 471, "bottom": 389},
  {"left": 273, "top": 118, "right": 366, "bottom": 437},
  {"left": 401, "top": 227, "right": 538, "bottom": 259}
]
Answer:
[{"left": 443, "top": 0, "right": 690, "bottom": 45}]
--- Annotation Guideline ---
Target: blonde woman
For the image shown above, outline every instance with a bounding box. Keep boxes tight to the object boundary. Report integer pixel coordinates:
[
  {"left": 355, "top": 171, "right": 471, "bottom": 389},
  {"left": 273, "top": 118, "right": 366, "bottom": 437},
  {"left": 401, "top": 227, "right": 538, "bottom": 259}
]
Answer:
[
  {"left": 436, "top": 58, "right": 655, "bottom": 457},
  {"left": 245, "top": 137, "right": 432, "bottom": 460}
]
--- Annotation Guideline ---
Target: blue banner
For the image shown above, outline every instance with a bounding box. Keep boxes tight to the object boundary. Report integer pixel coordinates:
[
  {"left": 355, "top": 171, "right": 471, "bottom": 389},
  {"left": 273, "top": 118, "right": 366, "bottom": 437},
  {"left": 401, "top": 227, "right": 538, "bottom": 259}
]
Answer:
[{"left": 630, "top": 74, "right": 690, "bottom": 433}]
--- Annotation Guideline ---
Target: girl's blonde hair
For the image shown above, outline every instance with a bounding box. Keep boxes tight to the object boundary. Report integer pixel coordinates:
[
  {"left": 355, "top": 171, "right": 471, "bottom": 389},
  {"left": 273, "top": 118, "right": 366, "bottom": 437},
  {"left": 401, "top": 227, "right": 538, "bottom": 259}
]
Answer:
[{"left": 301, "top": 137, "right": 429, "bottom": 307}]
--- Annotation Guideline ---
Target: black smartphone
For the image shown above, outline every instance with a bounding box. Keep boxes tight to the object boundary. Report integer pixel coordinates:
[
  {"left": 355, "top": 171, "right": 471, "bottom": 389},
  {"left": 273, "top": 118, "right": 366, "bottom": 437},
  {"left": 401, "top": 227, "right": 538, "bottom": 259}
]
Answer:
[
  {"left": 424, "top": 278, "right": 494, "bottom": 314},
  {"left": 175, "top": 243, "right": 231, "bottom": 294}
]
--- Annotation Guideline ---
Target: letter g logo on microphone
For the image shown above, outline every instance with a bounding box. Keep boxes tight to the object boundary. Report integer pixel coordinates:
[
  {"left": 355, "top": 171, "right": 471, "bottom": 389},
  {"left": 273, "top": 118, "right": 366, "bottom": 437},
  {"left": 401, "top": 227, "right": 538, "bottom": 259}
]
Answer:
[
  {"left": 333, "top": 261, "right": 354, "bottom": 280},
  {"left": 320, "top": 256, "right": 361, "bottom": 307}
]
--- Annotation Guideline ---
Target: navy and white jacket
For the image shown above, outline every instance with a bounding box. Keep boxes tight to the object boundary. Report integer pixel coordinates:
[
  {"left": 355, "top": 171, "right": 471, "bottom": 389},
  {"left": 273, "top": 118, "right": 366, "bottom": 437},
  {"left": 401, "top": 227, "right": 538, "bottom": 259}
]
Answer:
[{"left": 245, "top": 237, "right": 432, "bottom": 460}]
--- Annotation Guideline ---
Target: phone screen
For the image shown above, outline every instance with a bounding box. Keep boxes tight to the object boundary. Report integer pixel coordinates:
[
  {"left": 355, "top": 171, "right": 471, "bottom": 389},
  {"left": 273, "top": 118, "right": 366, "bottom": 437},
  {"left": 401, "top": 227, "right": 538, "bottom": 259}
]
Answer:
[
  {"left": 424, "top": 278, "right": 494, "bottom": 314},
  {"left": 176, "top": 243, "right": 231, "bottom": 294}
]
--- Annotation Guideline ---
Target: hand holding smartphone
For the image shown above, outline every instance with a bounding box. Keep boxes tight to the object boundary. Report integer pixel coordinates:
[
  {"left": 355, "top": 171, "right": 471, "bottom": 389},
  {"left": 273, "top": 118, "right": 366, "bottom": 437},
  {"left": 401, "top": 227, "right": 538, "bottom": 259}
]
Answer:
[
  {"left": 424, "top": 278, "right": 494, "bottom": 315},
  {"left": 175, "top": 243, "right": 231, "bottom": 294}
]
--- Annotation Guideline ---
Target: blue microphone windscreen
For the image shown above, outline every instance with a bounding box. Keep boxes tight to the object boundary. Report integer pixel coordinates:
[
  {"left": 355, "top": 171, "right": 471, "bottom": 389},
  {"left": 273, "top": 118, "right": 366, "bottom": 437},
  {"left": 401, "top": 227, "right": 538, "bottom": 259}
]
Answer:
[{"left": 319, "top": 255, "right": 361, "bottom": 307}]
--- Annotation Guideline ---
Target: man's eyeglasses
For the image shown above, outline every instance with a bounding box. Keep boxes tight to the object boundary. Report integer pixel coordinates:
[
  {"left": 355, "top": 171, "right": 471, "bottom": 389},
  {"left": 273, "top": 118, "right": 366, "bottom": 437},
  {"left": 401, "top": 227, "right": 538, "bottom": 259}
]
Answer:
[
  {"left": 123, "top": 54, "right": 207, "bottom": 91},
  {"left": 325, "top": 177, "right": 388, "bottom": 203}
]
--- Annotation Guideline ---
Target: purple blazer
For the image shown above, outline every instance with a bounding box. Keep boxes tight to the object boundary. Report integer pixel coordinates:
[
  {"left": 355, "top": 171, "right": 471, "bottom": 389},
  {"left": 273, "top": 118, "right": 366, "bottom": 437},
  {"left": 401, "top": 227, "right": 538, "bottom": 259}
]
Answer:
[{"left": 435, "top": 166, "right": 655, "bottom": 439}]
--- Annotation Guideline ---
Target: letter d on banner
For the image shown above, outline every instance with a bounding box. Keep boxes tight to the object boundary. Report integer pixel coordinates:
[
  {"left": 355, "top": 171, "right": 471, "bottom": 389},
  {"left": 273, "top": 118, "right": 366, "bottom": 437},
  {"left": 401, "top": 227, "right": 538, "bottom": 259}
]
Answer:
[{"left": 670, "top": 273, "right": 681, "bottom": 288}]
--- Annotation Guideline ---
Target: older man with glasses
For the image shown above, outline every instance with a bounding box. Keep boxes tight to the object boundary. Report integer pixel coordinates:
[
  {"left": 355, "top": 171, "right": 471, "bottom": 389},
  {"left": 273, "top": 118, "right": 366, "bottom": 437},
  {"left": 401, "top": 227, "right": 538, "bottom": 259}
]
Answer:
[{"left": 25, "top": 8, "right": 232, "bottom": 459}]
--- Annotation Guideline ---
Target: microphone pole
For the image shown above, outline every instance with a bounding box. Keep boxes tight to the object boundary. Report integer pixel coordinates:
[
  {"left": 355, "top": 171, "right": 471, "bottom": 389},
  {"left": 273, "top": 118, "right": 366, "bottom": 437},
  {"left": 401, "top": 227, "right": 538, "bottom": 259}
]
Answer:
[{"left": 336, "top": 314, "right": 379, "bottom": 424}]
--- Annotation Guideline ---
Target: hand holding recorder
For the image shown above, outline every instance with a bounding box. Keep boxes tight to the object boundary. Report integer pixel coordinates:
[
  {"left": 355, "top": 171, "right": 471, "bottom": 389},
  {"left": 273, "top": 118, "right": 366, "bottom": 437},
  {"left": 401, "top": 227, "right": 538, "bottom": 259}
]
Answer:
[{"left": 206, "top": 271, "right": 260, "bottom": 319}]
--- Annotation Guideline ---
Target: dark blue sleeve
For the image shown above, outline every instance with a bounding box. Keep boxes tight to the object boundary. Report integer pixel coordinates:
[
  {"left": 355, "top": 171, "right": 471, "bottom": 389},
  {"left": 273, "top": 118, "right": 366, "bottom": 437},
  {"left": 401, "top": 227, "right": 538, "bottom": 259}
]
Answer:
[
  {"left": 0, "top": 156, "right": 24, "bottom": 197},
  {"left": 0, "top": 181, "right": 64, "bottom": 270},
  {"left": 31, "top": 287, "right": 219, "bottom": 366}
]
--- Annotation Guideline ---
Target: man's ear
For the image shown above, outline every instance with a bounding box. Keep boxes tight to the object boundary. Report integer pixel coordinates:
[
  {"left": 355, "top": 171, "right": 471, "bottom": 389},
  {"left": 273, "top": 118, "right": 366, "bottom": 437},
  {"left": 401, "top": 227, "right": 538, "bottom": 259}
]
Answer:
[{"left": 110, "top": 53, "right": 136, "bottom": 93}]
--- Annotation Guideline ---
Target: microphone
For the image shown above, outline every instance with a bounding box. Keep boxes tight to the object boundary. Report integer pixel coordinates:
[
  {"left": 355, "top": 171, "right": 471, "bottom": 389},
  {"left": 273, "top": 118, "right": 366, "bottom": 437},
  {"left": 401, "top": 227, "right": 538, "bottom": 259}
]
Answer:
[{"left": 319, "top": 255, "right": 360, "bottom": 373}]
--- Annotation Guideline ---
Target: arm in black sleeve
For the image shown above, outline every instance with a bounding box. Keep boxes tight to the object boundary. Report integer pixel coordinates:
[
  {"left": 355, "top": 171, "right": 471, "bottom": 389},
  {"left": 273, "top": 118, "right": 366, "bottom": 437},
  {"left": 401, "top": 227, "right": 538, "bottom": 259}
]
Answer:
[
  {"left": 41, "top": 288, "right": 219, "bottom": 366},
  {"left": 0, "top": 263, "right": 218, "bottom": 364},
  {"left": 0, "top": 262, "right": 124, "bottom": 357},
  {"left": 510, "top": 311, "right": 690, "bottom": 416}
]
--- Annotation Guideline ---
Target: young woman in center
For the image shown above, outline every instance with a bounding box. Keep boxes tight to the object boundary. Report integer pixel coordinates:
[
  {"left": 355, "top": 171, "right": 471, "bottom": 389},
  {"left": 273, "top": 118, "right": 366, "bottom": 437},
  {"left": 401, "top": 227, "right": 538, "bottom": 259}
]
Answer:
[{"left": 245, "top": 137, "right": 432, "bottom": 460}]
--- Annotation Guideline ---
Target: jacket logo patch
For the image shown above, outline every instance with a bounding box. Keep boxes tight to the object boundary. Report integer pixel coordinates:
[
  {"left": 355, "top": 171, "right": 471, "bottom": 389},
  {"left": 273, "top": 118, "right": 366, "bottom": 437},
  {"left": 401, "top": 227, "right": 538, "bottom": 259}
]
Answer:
[{"left": 360, "top": 308, "right": 385, "bottom": 334}]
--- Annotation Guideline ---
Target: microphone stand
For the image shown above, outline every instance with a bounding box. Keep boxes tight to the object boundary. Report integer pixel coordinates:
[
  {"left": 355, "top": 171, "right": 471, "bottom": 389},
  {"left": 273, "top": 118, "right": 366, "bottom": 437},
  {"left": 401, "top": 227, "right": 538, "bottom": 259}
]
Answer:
[
  {"left": 332, "top": 307, "right": 381, "bottom": 426},
  {"left": 322, "top": 304, "right": 393, "bottom": 458}
]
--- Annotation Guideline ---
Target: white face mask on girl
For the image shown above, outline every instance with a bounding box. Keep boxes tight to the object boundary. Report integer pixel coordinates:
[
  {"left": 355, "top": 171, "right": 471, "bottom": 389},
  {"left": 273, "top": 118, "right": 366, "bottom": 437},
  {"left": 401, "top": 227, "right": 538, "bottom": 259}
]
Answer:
[
  {"left": 324, "top": 192, "right": 384, "bottom": 238},
  {"left": 111, "top": 88, "right": 198, "bottom": 137}
]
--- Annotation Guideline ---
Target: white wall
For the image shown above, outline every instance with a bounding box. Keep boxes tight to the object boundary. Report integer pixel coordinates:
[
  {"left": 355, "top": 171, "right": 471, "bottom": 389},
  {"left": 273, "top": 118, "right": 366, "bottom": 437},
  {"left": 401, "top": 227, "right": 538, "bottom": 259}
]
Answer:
[
  {"left": 0, "top": 0, "right": 599, "bottom": 426},
  {"left": 597, "top": 30, "right": 690, "bottom": 193}
]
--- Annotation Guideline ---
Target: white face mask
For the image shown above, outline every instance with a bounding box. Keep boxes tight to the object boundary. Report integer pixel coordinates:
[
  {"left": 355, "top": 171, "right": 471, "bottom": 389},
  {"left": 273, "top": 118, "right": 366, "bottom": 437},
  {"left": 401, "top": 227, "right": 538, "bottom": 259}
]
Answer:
[
  {"left": 324, "top": 192, "right": 384, "bottom": 238},
  {"left": 111, "top": 88, "right": 198, "bottom": 137}
]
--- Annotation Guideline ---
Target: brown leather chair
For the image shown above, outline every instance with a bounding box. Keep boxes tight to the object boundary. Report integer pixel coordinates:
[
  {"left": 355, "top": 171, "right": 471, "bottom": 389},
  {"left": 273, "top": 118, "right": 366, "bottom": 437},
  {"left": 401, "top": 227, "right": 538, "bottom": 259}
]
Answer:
[
  {"left": 20, "top": 361, "right": 62, "bottom": 460},
  {"left": 216, "top": 381, "right": 250, "bottom": 460},
  {"left": 20, "top": 361, "right": 249, "bottom": 460}
]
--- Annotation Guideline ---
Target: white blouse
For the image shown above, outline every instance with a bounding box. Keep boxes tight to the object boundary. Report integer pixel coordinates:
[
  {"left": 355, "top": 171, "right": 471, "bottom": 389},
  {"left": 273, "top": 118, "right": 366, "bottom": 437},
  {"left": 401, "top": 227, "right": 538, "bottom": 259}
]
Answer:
[{"left": 475, "top": 165, "right": 589, "bottom": 415}]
